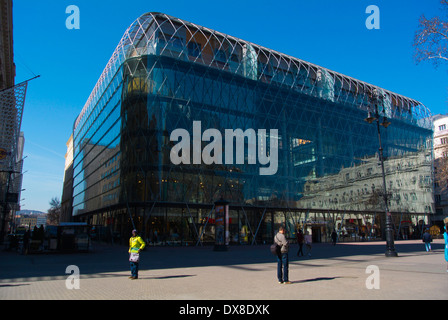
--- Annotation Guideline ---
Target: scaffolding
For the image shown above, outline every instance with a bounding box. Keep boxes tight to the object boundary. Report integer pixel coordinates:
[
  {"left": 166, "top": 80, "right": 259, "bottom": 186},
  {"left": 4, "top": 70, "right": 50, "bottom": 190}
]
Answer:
[
  {"left": 0, "top": 80, "right": 28, "bottom": 172},
  {"left": 0, "top": 76, "right": 39, "bottom": 240}
]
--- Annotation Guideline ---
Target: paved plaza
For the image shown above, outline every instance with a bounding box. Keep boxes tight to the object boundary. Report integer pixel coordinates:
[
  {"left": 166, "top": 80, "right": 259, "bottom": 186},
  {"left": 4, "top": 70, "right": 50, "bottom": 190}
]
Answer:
[{"left": 0, "top": 239, "right": 447, "bottom": 301}]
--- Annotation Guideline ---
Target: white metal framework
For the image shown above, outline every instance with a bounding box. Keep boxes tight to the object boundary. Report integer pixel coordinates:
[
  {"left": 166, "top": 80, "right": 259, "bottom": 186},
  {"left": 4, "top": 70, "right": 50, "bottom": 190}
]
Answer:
[
  {"left": 75, "top": 12, "right": 432, "bottom": 134},
  {"left": 0, "top": 81, "right": 27, "bottom": 171}
]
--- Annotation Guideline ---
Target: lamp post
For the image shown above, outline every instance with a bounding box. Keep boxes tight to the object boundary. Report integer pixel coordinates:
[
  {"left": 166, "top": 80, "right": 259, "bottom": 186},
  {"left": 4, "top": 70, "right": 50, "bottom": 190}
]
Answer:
[{"left": 364, "top": 89, "right": 398, "bottom": 257}]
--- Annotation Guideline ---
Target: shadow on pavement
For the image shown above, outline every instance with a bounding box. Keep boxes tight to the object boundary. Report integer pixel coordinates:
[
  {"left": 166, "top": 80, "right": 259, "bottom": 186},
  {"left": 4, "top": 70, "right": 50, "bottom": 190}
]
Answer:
[
  {"left": 293, "top": 276, "right": 343, "bottom": 283},
  {"left": 0, "top": 240, "right": 444, "bottom": 282}
]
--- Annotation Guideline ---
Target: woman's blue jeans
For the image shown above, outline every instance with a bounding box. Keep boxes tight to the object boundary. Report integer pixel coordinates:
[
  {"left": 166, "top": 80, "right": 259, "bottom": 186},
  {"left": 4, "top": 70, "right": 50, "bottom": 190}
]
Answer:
[
  {"left": 130, "top": 261, "right": 139, "bottom": 278},
  {"left": 277, "top": 253, "right": 289, "bottom": 282}
]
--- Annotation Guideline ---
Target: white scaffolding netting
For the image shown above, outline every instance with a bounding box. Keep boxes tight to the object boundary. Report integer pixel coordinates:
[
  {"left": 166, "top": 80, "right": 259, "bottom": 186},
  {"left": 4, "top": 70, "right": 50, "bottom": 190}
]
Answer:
[{"left": 0, "top": 81, "right": 27, "bottom": 171}]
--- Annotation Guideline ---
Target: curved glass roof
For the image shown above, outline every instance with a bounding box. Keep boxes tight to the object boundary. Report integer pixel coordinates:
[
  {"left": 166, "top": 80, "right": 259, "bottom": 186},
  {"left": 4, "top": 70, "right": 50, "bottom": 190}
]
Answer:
[{"left": 74, "top": 12, "right": 432, "bottom": 131}]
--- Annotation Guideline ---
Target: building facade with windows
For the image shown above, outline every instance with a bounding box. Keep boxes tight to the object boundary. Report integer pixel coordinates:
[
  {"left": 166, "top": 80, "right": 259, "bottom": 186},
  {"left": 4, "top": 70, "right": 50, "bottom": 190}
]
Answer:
[
  {"left": 1, "top": 0, "right": 28, "bottom": 240},
  {"left": 61, "top": 134, "right": 74, "bottom": 223},
  {"left": 432, "top": 114, "right": 448, "bottom": 226},
  {"left": 70, "top": 13, "right": 434, "bottom": 245}
]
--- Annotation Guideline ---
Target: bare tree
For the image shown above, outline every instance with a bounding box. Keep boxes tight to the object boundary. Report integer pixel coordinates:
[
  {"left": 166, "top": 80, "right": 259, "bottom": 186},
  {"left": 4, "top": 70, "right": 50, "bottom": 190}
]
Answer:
[
  {"left": 435, "top": 157, "right": 448, "bottom": 193},
  {"left": 47, "top": 197, "right": 61, "bottom": 225},
  {"left": 414, "top": 0, "right": 448, "bottom": 67},
  {"left": 414, "top": 2, "right": 448, "bottom": 193}
]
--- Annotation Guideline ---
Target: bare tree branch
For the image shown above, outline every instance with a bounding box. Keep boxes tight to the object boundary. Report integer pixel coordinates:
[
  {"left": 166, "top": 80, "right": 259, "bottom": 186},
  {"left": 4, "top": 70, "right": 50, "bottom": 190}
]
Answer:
[
  {"left": 47, "top": 197, "right": 61, "bottom": 225},
  {"left": 414, "top": 1, "right": 448, "bottom": 67}
]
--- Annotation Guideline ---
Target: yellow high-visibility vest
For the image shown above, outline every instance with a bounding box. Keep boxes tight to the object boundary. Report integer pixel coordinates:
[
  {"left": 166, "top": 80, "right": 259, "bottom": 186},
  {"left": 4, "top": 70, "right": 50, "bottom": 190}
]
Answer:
[{"left": 129, "top": 236, "right": 145, "bottom": 253}]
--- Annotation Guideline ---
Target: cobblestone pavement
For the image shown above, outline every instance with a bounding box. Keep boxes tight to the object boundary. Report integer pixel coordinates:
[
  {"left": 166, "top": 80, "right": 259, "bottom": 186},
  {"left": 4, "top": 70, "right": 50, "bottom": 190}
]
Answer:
[{"left": 0, "top": 239, "right": 447, "bottom": 301}]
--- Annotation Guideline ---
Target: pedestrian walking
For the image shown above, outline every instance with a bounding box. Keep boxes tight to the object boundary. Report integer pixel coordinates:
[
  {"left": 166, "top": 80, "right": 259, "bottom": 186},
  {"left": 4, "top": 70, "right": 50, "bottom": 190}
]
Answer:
[
  {"left": 331, "top": 230, "right": 337, "bottom": 246},
  {"left": 296, "top": 229, "right": 304, "bottom": 257},
  {"left": 444, "top": 224, "right": 448, "bottom": 272},
  {"left": 129, "top": 229, "right": 146, "bottom": 279},
  {"left": 274, "top": 226, "right": 290, "bottom": 284},
  {"left": 304, "top": 231, "right": 312, "bottom": 257},
  {"left": 422, "top": 228, "right": 432, "bottom": 252}
]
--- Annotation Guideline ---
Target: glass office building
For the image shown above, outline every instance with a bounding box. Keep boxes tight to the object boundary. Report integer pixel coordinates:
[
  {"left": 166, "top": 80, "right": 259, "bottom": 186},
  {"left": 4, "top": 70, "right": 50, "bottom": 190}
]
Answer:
[{"left": 72, "top": 12, "right": 434, "bottom": 245}]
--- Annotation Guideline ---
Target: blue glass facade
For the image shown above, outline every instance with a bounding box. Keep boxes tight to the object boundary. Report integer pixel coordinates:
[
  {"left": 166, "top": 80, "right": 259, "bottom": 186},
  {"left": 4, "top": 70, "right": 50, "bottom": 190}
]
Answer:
[{"left": 71, "top": 13, "right": 433, "bottom": 244}]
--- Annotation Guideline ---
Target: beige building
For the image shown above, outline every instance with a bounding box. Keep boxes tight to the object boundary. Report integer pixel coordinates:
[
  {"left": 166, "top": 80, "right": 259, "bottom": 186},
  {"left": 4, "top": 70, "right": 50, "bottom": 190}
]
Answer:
[
  {"left": 0, "top": 0, "right": 14, "bottom": 90},
  {"left": 432, "top": 114, "right": 448, "bottom": 224},
  {"left": 18, "top": 215, "right": 36, "bottom": 229},
  {"left": 60, "top": 135, "right": 74, "bottom": 223}
]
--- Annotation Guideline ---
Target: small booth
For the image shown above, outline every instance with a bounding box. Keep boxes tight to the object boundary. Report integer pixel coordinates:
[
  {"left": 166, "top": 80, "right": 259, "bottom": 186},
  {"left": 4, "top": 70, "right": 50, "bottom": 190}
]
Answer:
[{"left": 46, "top": 222, "right": 90, "bottom": 252}]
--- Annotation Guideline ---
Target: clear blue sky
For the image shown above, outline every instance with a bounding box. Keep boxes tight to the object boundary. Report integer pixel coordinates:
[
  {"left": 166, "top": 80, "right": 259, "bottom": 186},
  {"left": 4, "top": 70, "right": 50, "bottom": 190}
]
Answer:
[{"left": 12, "top": 0, "right": 447, "bottom": 213}]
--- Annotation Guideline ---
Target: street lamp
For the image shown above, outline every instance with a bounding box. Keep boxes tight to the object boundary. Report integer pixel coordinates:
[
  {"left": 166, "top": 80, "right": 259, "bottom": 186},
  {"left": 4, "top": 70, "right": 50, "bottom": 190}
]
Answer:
[{"left": 364, "top": 89, "right": 398, "bottom": 257}]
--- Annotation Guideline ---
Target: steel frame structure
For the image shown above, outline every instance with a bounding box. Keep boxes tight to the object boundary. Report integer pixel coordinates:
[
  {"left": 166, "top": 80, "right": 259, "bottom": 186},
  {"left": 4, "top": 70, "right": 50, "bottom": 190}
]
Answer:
[
  {"left": 72, "top": 13, "right": 433, "bottom": 245},
  {"left": 74, "top": 12, "right": 432, "bottom": 134}
]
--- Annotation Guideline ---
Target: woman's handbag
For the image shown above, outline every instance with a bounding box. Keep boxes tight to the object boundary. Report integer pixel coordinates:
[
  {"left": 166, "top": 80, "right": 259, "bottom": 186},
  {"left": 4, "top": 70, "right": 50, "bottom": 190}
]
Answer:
[
  {"left": 270, "top": 243, "right": 280, "bottom": 256},
  {"left": 270, "top": 235, "right": 281, "bottom": 256},
  {"left": 129, "top": 252, "right": 140, "bottom": 263}
]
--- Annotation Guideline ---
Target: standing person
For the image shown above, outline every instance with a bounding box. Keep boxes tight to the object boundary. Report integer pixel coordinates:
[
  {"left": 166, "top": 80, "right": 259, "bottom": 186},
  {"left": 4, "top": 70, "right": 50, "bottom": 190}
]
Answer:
[
  {"left": 444, "top": 224, "right": 448, "bottom": 272},
  {"left": 274, "top": 226, "right": 290, "bottom": 284},
  {"left": 304, "top": 231, "right": 312, "bottom": 257},
  {"left": 331, "top": 230, "right": 337, "bottom": 246},
  {"left": 129, "top": 229, "right": 146, "bottom": 280},
  {"left": 296, "top": 229, "right": 304, "bottom": 257},
  {"left": 23, "top": 229, "right": 31, "bottom": 255},
  {"left": 422, "top": 228, "right": 432, "bottom": 252}
]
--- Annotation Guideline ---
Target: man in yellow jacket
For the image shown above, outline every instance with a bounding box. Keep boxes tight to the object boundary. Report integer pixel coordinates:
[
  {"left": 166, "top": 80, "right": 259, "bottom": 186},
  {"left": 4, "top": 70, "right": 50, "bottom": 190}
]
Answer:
[{"left": 129, "top": 229, "right": 145, "bottom": 279}]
